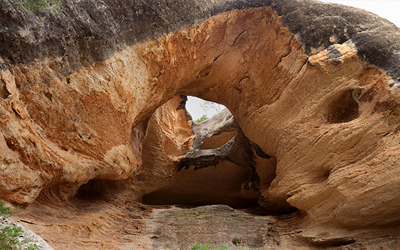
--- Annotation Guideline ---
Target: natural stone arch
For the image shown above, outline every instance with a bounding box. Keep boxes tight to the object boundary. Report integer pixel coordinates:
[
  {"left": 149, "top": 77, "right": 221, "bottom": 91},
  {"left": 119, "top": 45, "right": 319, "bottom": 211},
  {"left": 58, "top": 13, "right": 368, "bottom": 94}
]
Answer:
[
  {"left": 1, "top": 0, "right": 400, "bottom": 248},
  {"left": 130, "top": 6, "right": 400, "bottom": 228}
]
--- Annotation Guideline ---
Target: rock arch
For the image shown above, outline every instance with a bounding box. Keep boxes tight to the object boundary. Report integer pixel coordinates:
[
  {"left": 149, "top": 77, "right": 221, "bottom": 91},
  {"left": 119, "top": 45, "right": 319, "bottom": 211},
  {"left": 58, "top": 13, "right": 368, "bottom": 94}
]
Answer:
[{"left": 1, "top": 0, "right": 400, "bottom": 248}]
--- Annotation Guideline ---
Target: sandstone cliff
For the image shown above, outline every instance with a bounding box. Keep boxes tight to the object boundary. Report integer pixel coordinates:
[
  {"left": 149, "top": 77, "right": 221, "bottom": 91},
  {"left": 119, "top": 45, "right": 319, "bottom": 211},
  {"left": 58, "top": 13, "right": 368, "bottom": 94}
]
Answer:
[{"left": 0, "top": 0, "right": 399, "bottom": 249}]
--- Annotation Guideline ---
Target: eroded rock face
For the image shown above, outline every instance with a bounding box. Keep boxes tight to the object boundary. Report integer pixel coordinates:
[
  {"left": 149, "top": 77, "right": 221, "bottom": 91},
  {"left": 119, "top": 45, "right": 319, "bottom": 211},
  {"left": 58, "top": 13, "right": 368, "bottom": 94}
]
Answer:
[
  {"left": 143, "top": 109, "right": 260, "bottom": 208},
  {"left": 131, "top": 95, "right": 194, "bottom": 201},
  {"left": 1, "top": 0, "right": 400, "bottom": 248}
]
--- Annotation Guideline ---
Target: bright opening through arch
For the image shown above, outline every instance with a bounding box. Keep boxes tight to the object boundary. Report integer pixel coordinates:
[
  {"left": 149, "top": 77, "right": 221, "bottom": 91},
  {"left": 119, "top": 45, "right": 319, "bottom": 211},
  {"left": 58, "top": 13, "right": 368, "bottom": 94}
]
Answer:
[{"left": 185, "top": 96, "right": 227, "bottom": 122}]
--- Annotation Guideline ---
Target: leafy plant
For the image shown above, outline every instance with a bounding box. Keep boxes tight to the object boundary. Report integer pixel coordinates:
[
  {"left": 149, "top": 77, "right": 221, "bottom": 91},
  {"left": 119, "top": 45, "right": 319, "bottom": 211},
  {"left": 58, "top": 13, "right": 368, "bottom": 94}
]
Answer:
[
  {"left": 2, "top": 0, "right": 11, "bottom": 7},
  {"left": 0, "top": 201, "right": 38, "bottom": 250},
  {"left": 0, "top": 225, "right": 24, "bottom": 249},
  {"left": 21, "top": 0, "right": 62, "bottom": 12},
  {"left": 195, "top": 114, "right": 208, "bottom": 123},
  {"left": 232, "top": 238, "right": 238, "bottom": 245},
  {"left": 25, "top": 244, "right": 39, "bottom": 250},
  {"left": 232, "top": 237, "right": 244, "bottom": 246},
  {"left": 0, "top": 202, "right": 13, "bottom": 217},
  {"left": 191, "top": 242, "right": 229, "bottom": 250}
]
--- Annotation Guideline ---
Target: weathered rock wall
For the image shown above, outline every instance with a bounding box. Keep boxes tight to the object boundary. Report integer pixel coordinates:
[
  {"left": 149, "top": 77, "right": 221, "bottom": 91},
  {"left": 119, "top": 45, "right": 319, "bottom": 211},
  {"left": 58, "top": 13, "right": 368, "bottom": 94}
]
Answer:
[
  {"left": 131, "top": 95, "right": 194, "bottom": 200},
  {"left": 1, "top": 0, "right": 400, "bottom": 248}
]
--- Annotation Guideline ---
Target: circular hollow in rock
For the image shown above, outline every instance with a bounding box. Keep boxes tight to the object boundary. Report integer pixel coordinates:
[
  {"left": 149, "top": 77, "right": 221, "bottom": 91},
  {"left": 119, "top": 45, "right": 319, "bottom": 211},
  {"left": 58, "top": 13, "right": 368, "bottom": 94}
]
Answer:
[{"left": 327, "top": 89, "right": 360, "bottom": 123}]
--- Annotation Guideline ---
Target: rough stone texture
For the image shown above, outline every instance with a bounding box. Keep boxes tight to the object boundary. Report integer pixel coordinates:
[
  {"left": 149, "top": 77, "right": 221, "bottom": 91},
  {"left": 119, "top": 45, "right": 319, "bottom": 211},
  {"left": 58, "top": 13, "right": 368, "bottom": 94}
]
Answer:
[
  {"left": 130, "top": 95, "right": 194, "bottom": 201},
  {"left": 1, "top": 0, "right": 399, "bottom": 82},
  {"left": 142, "top": 205, "right": 279, "bottom": 250},
  {"left": 16, "top": 192, "right": 153, "bottom": 249},
  {"left": 143, "top": 109, "right": 260, "bottom": 208},
  {"left": 0, "top": 0, "right": 400, "bottom": 249}
]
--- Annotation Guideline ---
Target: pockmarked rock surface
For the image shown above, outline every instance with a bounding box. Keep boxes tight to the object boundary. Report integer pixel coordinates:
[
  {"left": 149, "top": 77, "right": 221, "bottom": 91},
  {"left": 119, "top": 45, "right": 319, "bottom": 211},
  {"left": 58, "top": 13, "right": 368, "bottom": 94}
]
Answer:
[
  {"left": 0, "top": 0, "right": 400, "bottom": 249},
  {"left": 143, "top": 205, "right": 279, "bottom": 250}
]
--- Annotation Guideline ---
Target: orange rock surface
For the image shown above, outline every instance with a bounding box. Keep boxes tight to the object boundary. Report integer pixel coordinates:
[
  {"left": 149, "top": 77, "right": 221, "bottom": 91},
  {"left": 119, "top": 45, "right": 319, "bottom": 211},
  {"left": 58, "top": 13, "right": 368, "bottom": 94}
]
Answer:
[{"left": 1, "top": 1, "right": 400, "bottom": 249}]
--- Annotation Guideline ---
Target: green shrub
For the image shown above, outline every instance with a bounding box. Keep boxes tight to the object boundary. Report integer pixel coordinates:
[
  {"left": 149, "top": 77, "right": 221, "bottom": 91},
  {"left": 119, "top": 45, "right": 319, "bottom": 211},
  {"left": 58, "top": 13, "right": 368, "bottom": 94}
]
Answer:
[
  {"left": 0, "top": 201, "right": 38, "bottom": 250},
  {"left": 194, "top": 114, "right": 208, "bottom": 123},
  {"left": 0, "top": 202, "right": 13, "bottom": 217},
  {"left": 191, "top": 242, "right": 229, "bottom": 250},
  {"left": 21, "top": 0, "right": 62, "bottom": 12},
  {"left": 0, "top": 225, "right": 24, "bottom": 249}
]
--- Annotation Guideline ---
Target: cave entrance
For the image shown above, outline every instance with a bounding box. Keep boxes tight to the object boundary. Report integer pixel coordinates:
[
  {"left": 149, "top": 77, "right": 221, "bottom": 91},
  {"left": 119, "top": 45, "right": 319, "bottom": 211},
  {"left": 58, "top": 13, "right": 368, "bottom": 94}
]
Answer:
[
  {"left": 141, "top": 96, "right": 262, "bottom": 209},
  {"left": 142, "top": 160, "right": 259, "bottom": 208}
]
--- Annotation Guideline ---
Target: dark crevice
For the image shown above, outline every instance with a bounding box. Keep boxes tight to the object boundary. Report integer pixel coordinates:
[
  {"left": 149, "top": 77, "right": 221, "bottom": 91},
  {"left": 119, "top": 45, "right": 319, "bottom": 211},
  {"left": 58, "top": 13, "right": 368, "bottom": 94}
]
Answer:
[
  {"left": 130, "top": 120, "right": 149, "bottom": 158},
  {"left": 306, "top": 238, "right": 356, "bottom": 248},
  {"left": 44, "top": 92, "right": 53, "bottom": 102},
  {"left": 143, "top": 191, "right": 259, "bottom": 209},
  {"left": 176, "top": 95, "right": 188, "bottom": 111},
  {"left": 251, "top": 142, "right": 271, "bottom": 159},
  {"left": 239, "top": 76, "right": 250, "bottom": 82},
  {"left": 327, "top": 89, "right": 360, "bottom": 123},
  {"left": 74, "top": 179, "right": 122, "bottom": 202},
  {"left": 197, "top": 64, "right": 213, "bottom": 78},
  {"left": 213, "top": 53, "right": 223, "bottom": 62},
  {"left": 233, "top": 30, "right": 248, "bottom": 45},
  {"left": 0, "top": 79, "right": 10, "bottom": 99}
]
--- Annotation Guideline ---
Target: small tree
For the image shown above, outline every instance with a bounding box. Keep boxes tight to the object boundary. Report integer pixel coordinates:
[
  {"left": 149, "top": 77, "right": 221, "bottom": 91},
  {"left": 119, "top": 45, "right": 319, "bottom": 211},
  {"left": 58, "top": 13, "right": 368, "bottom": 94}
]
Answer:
[{"left": 194, "top": 114, "right": 208, "bottom": 123}]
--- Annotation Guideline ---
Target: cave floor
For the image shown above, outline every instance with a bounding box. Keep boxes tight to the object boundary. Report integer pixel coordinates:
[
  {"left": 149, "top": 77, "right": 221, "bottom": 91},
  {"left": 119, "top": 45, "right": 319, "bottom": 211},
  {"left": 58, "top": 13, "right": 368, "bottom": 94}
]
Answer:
[
  {"left": 14, "top": 198, "right": 400, "bottom": 250},
  {"left": 15, "top": 197, "right": 286, "bottom": 250},
  {"left": 140, "top": 204, "right": 280, "bottom": 250}
]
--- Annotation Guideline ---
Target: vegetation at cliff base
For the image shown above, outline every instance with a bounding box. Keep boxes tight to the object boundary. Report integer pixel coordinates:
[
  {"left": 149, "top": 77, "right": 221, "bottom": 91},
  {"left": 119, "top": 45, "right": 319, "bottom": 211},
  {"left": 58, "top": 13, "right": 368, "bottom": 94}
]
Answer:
[
  {"left": 1, "top": 0, "right": 62, "bottom": 12},
  {"left": 0, "top": 201, "right": 38, "bottom": 250},
  {"left": 191, "top": 242, "right": 229, "bottom": 250},
  {"left": 9, "top": 0, "right": 62, "bottom": 12},
  {"left": 21, "top": 0, "right": 62, "bottom": 12}
]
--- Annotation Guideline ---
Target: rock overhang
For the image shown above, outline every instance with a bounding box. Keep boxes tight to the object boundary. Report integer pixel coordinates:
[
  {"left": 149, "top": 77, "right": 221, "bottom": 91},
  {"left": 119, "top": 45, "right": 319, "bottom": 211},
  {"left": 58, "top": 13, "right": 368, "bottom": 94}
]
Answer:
[
  {"left": 0, "top": 0, "right": 400, "bottom": 248},
  {"left": 1, "top": 0, "right": 400, "bottom": 85}
]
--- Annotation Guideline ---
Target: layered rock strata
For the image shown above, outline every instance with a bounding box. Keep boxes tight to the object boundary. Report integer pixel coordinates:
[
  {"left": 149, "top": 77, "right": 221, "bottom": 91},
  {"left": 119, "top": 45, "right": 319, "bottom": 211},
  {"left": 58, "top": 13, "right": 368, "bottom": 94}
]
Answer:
[{"left": 0, "top": 0, "right": 400, "bottom": 248}]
